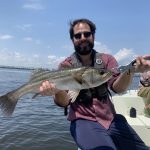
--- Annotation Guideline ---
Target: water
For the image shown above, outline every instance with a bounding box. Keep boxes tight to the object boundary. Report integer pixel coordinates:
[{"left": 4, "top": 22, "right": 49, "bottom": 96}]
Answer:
[
  {"left": 0, "top": 68, "right": 140, "bottom": 150},
  {"left": 0, "top": 69, "right": 77, "bottom": 150}
]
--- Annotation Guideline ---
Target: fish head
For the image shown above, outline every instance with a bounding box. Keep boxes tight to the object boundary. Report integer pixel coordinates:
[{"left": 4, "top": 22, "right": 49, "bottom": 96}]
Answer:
[{"left": 82, "top": 67, "right": 112, "bottom": 87}]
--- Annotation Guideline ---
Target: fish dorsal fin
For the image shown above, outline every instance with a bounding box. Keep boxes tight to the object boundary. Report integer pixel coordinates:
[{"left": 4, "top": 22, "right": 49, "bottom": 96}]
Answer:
[{"left": 29, "top": 68, "right": 50, "bottom": 82}]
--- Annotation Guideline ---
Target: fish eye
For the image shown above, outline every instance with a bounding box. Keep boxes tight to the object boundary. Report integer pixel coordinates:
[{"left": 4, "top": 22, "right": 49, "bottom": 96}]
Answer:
[{"left": 99, "top": 71, "right": 105, "bottom": 75}]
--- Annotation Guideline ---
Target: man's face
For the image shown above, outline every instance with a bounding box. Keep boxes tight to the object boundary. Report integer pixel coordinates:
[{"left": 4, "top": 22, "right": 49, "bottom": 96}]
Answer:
[{"left": 72, "top": 23, "right": 94, "bottom": 55}]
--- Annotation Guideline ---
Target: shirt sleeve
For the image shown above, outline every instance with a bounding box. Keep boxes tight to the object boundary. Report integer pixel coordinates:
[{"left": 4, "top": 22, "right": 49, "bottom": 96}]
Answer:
[
  {"left": 101, "top": 54, "right": 120, "bottom": 92},
  {"left": 58, "top": 56, "right": 73, "bottom": 69}
]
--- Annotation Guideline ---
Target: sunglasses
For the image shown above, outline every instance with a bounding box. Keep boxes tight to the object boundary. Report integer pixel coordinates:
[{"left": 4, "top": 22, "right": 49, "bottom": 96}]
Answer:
[{"left": 73, "top": 31, "right": 92, "bottom": 40}]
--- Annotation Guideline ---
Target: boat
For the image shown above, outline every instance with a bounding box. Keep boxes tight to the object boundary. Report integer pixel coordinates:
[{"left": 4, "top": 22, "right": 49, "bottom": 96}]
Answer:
[{"left": 112, "top": 90, "right": 150, "bottom": 147}]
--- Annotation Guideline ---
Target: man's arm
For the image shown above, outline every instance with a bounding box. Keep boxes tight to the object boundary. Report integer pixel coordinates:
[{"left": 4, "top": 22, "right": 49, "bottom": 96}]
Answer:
[
  {"left": 112, "top": 56, "right": 150, "bottom": 93},
  {"left": 54, "top": 90, "right": 70, "bottom": 107},
  {"left": 112, "top": 70, "right": 134, "bottom": 93}
]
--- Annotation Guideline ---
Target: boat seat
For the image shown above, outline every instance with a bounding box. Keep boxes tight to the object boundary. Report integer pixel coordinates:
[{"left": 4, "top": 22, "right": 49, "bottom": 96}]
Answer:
[
  {"left": 112, "top": 92, "right": 146, "bottom": 115},
  {"left": 137, "top": 115, "right": 150, "bottom": 128}
]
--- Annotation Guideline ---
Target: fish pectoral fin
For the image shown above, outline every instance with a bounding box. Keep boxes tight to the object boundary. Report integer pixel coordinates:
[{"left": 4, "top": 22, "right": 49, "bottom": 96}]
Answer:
[
  {"left": 68, "top": 90, "right": 80, "bottom": 103},
  {"left": 32, "top": 93, "right": 40, "bottom": 99}
]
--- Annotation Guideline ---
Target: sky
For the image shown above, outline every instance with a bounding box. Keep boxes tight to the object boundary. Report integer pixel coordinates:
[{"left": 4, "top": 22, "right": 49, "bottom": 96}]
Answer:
[{"left": 0, "top": 0, "right": 149, "bottom": 69}]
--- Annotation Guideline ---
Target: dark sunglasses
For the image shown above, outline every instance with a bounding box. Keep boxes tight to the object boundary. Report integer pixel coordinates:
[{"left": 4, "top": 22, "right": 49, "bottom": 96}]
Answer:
[{"left": 73, "top": 31, "right": 92, "bottom": 40}]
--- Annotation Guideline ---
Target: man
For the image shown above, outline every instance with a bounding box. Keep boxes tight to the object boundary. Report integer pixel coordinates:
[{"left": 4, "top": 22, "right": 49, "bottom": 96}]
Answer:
[
  {"left": 138, "top": 71, "right": 150, "bottom": 117},
  {"left": 139, "top": 71, "right": 150, "bottom": 87},
  {"left": 40, "top": 19, "right": 150, "bottom": 150}
]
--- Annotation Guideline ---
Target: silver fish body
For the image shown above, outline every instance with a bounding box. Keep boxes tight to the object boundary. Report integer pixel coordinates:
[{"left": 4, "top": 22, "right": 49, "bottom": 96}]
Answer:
[{"left": 0, "top": 67, "right": 112, "bottom": 116}]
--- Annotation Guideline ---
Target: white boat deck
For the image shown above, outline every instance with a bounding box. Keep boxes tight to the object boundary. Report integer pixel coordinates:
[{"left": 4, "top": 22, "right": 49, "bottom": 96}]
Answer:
[{"left": 112, "top": 90, "right": 150, "bottom": 147}]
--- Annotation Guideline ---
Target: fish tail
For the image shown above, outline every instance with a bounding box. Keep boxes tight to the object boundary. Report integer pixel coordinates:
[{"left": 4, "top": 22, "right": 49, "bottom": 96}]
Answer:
[{"left": 0, "top": 91, "right": 18, "bottom": 117}]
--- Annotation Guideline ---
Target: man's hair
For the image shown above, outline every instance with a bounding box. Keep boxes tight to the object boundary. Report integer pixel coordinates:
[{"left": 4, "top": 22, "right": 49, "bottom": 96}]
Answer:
[{"left": 69, "top": 18, "right": 96, "bottom": 40}]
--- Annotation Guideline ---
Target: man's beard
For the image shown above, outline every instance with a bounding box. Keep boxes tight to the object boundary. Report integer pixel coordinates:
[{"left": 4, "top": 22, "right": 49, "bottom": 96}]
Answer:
[{"left": 74, "top": 40, "right": 94, "bottom": 55}]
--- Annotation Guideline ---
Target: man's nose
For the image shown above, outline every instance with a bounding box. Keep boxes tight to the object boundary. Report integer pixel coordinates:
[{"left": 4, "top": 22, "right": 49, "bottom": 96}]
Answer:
[{"left": 80, "top": 34, "right": 86, "bottom": 40}]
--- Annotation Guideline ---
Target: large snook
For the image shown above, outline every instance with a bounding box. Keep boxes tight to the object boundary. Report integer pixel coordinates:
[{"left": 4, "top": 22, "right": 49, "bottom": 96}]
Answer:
[{"left": 0, "top": 67, "right": 112, "bottom": 116}]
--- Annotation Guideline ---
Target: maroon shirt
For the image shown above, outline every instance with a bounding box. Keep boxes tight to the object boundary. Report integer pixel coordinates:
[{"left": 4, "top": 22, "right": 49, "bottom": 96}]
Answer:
[{"left": 59, "top": 53, "right": 119, "bottom": 129}]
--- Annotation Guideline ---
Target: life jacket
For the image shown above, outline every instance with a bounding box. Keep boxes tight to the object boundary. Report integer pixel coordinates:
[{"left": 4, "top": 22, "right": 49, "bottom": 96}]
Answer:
[{"left": 64, "top": 49, "right": 111, "bottom": 115}]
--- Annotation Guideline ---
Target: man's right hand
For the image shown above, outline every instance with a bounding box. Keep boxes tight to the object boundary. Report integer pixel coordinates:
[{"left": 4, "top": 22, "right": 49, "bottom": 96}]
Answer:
[
  {"left": 39, "top": 81, "right": 60, "bottom": 96},
  {"left": 39, "top": 81, "right": 70, "bottom": 107}
]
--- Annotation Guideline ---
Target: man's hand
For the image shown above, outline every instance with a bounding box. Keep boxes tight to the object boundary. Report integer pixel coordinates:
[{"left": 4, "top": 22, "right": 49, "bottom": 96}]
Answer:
[
  {"left": 39, "top": 81, "right": 60, "bottom": 96},
  {"left": 133, "top": 55, "right": 150, "bottom": 73},
  {"left": 39, "top": 81, "right": 70, "bottom": 107}
]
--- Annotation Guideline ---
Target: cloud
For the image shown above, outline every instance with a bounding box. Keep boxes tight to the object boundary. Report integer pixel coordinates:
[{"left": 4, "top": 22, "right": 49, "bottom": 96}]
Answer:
[
  {"left": 114, "top": 48, "right": 137, "bottom": 64},
  {"left": 33, "top": 54, "right": 39, "bottom": 58},
  {"left": 16, "top": 24, "right": 32, "bottom": 31},
  {"left": 14, "top": 52, "right": 22, "bottom": 58},
  {"left": 93, "top": 41, "right": 139, "bottom": 65},
  {"left": 23, "top": 37, "right": 33, "bottom": 42},
  {"left": 0, "top": 48, "right": 65, "bottom": 69},
  {"left": 0, "top": 49, "right": 30, "bottom": 67},
  {"left": 23, "top": 0, "right": 45, "bottom": 10},
  {"left": 23, "top": 37, "right": 41, "bottom": 44},
  {"left": 94, "top": 41, "right": 111, "bottom": 53},
  {"left": 94, "top": 41, "right": 138, "bottom": 65},
  {"left": 35, "top": 40, "right": 41, "bottom": 45},
  {"left": 47, "top": 55, "right": 65, "bottom": 68},
  {"left": 94, "top": 41, "right": 137, "bottom": 65},
  {"left": 0, "top": 34, "right": 14, "bottom": 40},
  {"left": 0, "top": 42, "right": 138, "bottom": 68},
  {"left": 0, "top": 49, "right": 26, "bottom": 64}
]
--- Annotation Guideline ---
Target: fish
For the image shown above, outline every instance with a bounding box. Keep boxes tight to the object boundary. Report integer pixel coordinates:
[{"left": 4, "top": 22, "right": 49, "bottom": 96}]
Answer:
[{"left": 0, "top": 67, "right": 112, "bottom": 117}]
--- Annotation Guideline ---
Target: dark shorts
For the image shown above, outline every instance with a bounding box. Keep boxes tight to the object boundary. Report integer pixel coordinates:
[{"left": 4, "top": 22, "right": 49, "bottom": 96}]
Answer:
[{"left": 70, "top": 114, "right": 149, "bottom": 150}]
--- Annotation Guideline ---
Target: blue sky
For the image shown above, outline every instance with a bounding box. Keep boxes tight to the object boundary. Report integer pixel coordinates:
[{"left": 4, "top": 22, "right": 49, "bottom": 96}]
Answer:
[{"left": 0, "top": 0, "right": 149, "bottom": 68}]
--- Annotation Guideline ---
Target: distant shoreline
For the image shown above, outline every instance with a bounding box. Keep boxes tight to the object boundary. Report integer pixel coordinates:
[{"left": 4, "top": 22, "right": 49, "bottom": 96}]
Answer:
[{"left": 0, "top": 66, "right": 34, "bottom": 71}]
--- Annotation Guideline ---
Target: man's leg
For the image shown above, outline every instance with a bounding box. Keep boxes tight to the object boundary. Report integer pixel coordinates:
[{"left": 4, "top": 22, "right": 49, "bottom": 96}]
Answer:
[
  {"left": 70, "top": 119, "right": 117, "bottom": 150},
  {"left": 109, "top": 114, "right": 149, "bottom": 150}
]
